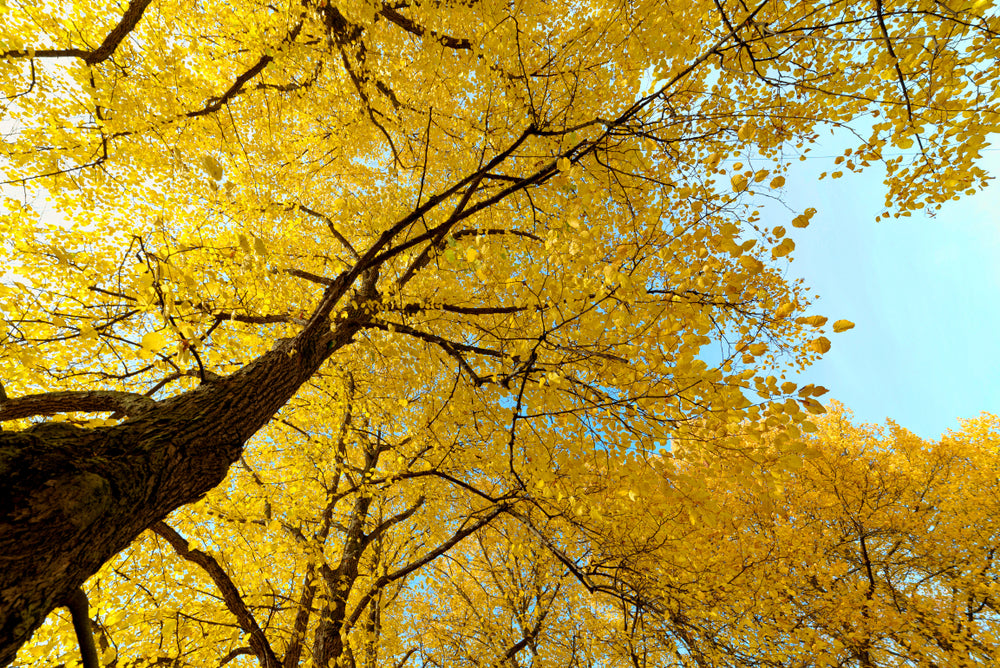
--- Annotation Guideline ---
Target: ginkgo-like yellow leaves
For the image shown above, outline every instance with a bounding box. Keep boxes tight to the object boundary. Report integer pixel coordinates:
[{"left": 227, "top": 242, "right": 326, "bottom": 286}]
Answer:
[{"left": 832, "top": 319, "right": 855, "bottom": 332}]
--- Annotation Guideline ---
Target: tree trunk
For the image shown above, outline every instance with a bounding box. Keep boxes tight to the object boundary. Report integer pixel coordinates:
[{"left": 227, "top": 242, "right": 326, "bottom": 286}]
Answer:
[{"left": 0, "top": 318, "right": 349, "bottom": 665}]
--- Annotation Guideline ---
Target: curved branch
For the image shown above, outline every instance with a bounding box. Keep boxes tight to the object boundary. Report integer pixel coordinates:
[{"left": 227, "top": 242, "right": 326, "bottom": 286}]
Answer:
[
  {"left": 152, "top": 522, "right": 281, "bottom": 668},
  {"left": 188, "top": 19, "right": 304, "bottom": 118},
  {"left": 0, "top": 390, "right": 156, "bottom": 422},
  {"left": 0, "top": 0, "right": 153, "bottom": 63}
]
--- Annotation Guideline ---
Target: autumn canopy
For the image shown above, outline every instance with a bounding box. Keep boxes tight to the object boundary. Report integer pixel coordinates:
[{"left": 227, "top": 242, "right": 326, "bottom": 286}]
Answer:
[{"left": 0, "top": 0, "right": 998, "bottom": 664}]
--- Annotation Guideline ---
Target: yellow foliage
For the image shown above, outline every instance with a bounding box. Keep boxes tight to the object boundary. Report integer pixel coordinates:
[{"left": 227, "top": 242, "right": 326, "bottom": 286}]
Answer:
[{"left": 0, "top": 0, "right": 996, "bottom": 664}]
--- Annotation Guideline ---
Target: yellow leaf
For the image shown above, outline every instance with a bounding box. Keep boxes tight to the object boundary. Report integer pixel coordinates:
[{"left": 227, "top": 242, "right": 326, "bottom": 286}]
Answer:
[
  {"left": 801, "top": 398, "right": 827, "bottom": 415},
  {"left": 809, "top": 336, "right": 831, "bottom": 354},
  {"left": 201, "top": 154, "right": 224, "bottom": 181},
  {"left": 796, "top": 315, "right": 828, "bottom": 327},
  {"left": 769, "top": 175, "right": 786, "bottom": 188},
  {"left": 253, "top": 236, "right": 267, "bottom": 256},
  {"left": 141, "top": 330, "right": 169, "bottom": 353},
  {"left": 832, "top": 319, "right": 855, "bottom": 333},
  {"left": 739, "top": 256, "right": 763, "bottom": 273},
  {"left": 772, "top": 238, "right": 795, "bottom": 258},
  {"left": 557, "top": 157, "right": 571, "bottom": 171}
]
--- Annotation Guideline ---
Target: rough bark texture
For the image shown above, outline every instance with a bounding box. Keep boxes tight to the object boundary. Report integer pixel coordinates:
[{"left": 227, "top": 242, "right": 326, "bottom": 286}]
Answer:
[{"left": 0, "top": 314, "right": 353, "bottom": 665}]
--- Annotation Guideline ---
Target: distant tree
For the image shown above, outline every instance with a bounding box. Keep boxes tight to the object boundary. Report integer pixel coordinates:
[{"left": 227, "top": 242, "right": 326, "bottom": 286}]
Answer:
[
  {"left": 1, "top": 0, "right": 996, "bottom": 663},
  {"left": 598, "top": 404, "right": 1000, "bottom": 667}
]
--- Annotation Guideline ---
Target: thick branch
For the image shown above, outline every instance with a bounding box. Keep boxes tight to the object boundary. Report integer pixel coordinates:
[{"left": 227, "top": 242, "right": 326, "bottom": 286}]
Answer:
[
  {"left": 0, "top": 0, "right": 152, "bottom": 63},
  {"left": 85, "top": 0, "right": 155, "bottom": 65},
  {"left": 0, "top": 390, "right": 156, "bottom": 422}
]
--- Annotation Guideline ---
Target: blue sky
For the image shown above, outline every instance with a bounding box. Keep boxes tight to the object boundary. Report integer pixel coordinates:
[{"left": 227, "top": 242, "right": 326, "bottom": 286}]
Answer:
[{"left": 776, "top": 143, "right": 1000, "bottom": 440}]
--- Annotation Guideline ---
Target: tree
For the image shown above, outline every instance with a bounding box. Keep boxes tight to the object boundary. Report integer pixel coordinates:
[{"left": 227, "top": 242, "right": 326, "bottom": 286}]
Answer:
[
  {"left": 577, "top": 403, "right": 1000, "bottom": 667},
  {"left": 0, "top": 0, "right": 996, "bottom": 662}
]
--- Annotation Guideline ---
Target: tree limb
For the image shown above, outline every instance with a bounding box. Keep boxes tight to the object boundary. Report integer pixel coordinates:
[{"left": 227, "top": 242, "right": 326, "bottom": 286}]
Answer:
[
  {"left": 151, "top": 522, "right": 281, "bottom": 668},
  {"left": 0, "top": 390, "right": 156, "bottom": 422},
  {"left": 64, "top": 588, "right": 100, "bottom": 668}
]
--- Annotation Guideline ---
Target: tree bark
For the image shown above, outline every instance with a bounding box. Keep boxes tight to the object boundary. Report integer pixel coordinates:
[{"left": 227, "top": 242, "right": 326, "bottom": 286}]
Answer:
[{"left": 0, "top": 314, "right": 354, "bottom": 665}]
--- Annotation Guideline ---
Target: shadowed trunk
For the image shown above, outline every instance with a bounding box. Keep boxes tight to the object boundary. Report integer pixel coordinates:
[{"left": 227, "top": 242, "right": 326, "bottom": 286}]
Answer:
[{"left": 0, "top": 311, "right": 356, "bottom": 665}]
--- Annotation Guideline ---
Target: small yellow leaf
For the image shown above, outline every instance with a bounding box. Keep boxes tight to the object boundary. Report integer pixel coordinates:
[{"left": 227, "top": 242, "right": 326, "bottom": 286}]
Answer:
[
  {"left": 731, "top": 174, "right": 749, "bottom": 192},
  {"left": 809, "top": 336, "right": 831, "bottom": 354},
  {"left": 772, "top": 238, "right": 795, "bottom": 258},
  {"left": 465, "top": 248, "right": 479, "bottom": 262},
  {"left": 795, "top": 315, "right": 828, "bottom": 327},
  {"left": 557, "top": 157, "right": 571, "bottom": 171},
  {"left": 141, "top": 330, "right": 169, "bottom": 353},
  {"left": 739, "top": 256, "right": 763, "bottom": 273},
  {"left": 253, "top": 236, "right": 267, "bottom": 256},
  {"left": 201, "top": 154, "right": 224, "bottom": 181},
  {"left": 832, "top": 319, "right": 855, "bottom": 333},
  {"left": 238, "top": 234, "right": 252, "bottom": 254},
  {"left": 769, "top": 175, "right": 786, "bottom": 188},
  {"left": 802, "top": 398, "right": 827, "bottom": 415}
]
